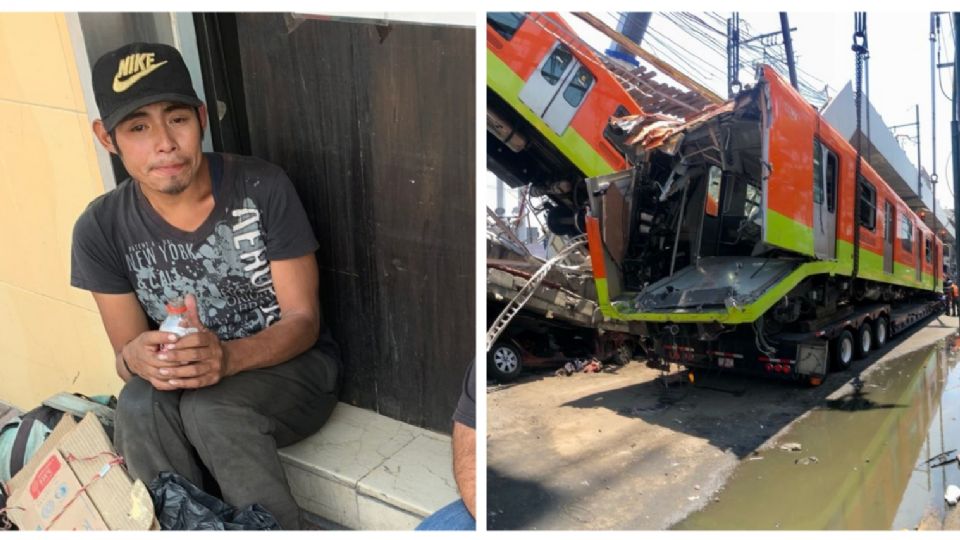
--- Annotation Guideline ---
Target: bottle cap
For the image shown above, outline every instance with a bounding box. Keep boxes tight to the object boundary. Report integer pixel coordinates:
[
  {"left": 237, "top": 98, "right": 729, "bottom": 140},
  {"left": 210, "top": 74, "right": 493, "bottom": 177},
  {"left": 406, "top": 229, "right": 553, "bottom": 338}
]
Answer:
[{"left": 165, "top": 301, "right": 187, "bottom": 315}]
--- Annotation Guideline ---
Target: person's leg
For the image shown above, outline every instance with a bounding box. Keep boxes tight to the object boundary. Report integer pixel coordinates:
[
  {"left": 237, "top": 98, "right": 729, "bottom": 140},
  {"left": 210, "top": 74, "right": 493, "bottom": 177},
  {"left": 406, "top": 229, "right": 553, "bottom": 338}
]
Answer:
[
  {"left": 180, "top": 346, "right": 339, "bottom": 529},
  {"left": 415, "top": 499, "right": 476, "bottom": 531},
  {"left": 114, "top": 377, "right": 206, "bottom": 487}
]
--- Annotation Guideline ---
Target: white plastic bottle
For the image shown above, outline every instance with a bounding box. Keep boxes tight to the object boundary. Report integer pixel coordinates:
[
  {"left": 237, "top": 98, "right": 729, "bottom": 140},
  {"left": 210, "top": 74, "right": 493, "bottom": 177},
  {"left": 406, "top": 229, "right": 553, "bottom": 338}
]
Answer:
[{"left": 159, "top": 298, "right": 198, "bottom": 349}]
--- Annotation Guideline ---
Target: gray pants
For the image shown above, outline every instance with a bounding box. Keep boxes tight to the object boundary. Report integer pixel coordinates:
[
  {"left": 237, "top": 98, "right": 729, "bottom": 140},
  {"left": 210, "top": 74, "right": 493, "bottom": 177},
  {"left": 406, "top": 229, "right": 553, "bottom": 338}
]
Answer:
[{"left": 114, "top": 344, "right": 340, "bottom": 529}]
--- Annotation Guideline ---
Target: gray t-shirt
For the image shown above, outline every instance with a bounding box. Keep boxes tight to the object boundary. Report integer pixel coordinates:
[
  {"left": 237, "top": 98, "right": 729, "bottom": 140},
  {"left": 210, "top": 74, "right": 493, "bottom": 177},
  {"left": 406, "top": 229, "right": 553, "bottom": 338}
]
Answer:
[
  {"left": 71, "top": 153, "right": 319, "bottom": 341},
  {"left": 453, "top": 362, "right": 475, "bottom": 429}
]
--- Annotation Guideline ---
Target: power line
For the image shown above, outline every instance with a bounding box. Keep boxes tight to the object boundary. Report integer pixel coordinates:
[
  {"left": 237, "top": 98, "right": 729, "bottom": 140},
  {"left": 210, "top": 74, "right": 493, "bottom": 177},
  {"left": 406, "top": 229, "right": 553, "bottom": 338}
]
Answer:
[
  {"left": 607, "top": 11, "right": 725, "bottom": 81},
  {"left": 601, "top": 12, "right": 718, "bottom": 83},
  {"left": 644, "top": 23, "right": 724, "bottom": 80},
  {"left": 595, "top": 11, "right": 833, "bottom": 106}
]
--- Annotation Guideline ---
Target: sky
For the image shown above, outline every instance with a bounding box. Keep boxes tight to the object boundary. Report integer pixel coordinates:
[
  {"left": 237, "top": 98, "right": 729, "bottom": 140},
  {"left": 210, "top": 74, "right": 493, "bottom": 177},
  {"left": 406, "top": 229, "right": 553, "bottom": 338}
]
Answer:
[{"left": 563, "top": 11, "right": 958, "bottom": 211}]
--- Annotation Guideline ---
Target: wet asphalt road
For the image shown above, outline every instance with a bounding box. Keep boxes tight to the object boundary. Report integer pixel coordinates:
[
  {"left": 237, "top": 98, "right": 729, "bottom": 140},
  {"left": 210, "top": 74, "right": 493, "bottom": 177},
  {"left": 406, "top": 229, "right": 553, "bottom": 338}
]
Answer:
[{"left": 487, "top": 315, "right": 960, "bottom": 530}]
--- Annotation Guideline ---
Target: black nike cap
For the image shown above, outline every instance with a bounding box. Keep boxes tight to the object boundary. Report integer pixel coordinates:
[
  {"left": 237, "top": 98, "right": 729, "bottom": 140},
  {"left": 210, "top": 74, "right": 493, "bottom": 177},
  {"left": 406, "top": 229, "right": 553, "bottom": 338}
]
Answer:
[{"left": 92, "top": 42, "right": 203, "bottom": 132}]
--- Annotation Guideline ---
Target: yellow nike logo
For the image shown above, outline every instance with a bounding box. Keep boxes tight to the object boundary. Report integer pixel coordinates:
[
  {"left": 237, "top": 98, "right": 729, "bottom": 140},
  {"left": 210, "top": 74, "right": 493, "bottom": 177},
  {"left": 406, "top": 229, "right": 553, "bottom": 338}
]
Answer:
[{"left": 112, "top": 53, "right": 168, "bottom": 93}]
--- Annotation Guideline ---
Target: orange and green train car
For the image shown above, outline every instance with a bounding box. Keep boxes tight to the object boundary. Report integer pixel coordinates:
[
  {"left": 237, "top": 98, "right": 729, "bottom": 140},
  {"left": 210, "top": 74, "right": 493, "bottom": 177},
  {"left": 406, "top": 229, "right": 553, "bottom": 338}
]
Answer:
[
  {"left": 585, "top": 65, "right": 943, "bottom": 383},
  {"left": 487, "top": 12, "right": 642, "bottom": 235}
]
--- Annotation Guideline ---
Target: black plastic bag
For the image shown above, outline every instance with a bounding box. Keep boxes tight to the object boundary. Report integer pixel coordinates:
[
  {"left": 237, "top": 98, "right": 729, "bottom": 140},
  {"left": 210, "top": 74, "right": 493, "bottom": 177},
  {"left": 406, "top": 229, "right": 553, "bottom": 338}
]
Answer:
[{"left": 148, "top": 471, "right": 281, "bottom": 530}]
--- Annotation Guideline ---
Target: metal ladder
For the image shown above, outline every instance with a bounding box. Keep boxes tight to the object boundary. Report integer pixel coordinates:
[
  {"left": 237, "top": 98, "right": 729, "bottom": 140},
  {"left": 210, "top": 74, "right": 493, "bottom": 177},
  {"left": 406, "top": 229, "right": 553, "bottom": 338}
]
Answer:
[{"left": 486, "top": 236, "right": 588, "bottom": 351}]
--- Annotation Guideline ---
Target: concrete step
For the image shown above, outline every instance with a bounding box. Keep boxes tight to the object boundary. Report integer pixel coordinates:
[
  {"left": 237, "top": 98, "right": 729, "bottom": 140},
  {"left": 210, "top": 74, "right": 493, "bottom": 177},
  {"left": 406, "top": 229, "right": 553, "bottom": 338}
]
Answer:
[{"left": 279, "top": 402, "right": 458, "bottom": 530}]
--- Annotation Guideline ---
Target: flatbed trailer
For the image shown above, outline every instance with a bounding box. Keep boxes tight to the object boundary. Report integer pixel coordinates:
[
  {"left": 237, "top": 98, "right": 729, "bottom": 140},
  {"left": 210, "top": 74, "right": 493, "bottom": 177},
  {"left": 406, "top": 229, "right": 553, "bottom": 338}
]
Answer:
[{"left": 641, "top": 299, "right": 942, "bottom": 385}]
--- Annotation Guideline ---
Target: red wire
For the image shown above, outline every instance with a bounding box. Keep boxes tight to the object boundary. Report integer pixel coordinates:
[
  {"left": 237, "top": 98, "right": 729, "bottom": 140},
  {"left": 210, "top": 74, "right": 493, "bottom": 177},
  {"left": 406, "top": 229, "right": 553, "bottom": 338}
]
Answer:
[
  {"left": 44, "top": 456, "right": 124, "bottom": 530},
  {"left": 1, "top": 451, "right": 127, "bottom": 530}
]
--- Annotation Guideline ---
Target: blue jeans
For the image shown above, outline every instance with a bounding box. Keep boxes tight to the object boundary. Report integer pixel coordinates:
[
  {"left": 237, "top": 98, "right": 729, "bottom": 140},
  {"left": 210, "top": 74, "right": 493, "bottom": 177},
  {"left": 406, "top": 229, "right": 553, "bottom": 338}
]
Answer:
[{"left": 415, "top": 499, "right": 475, "bottom": 530}]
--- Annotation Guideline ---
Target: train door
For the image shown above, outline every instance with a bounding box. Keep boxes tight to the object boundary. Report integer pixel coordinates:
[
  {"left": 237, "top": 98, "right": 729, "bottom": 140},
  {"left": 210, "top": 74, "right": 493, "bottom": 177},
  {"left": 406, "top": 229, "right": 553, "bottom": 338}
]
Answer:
[
  {"left": 883, "top": 201, "right": 894, "bottom": 274},
  {"left": 916, "top": 227, "right": 922, "bottom": 281},
  {"left": 519, "top": 41, "right": 595, "bottom": 135},
  {"left": 812, "top": 141, "right": 837, "bottom": 259}
]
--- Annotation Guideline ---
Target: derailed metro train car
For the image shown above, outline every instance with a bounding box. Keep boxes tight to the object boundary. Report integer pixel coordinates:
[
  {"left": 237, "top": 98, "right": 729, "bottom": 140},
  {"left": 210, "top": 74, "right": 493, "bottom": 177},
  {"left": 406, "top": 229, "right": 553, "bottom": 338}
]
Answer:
[
  {"left": 487, "top": 12, "right": 643, "bottom": 235},
  {"left": 585, "top": 65, "right": 943, "bottom": 384}
]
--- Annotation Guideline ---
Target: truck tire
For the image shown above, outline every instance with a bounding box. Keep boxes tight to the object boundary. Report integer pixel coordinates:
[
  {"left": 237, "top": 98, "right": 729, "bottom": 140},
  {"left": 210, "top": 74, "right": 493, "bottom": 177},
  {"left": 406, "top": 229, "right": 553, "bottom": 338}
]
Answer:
[
  {"left": 613, "top": 342, "right": 634, "bottom": 366},
  {"left": 873, "top": 316, "right": 889, "bottom": 349},
  {"left": 855, "top": 322, "right": 872, "bottom": 359},
  {"left": 488, "top": 341, "right": 523, "bottom": 382},
  {"left": 832, "top": 329, "right": 855, "bottom": 371}
]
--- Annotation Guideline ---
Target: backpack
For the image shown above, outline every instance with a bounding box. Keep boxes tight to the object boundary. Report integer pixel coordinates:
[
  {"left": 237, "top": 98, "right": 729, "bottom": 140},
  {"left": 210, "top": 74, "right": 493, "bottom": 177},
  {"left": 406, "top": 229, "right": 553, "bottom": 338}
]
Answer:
[
  {"left": 0, "top": 406, "right": 65, "bottom": 530},
  {"left": 953, "top": 284, "right": 958, "bottom": 297},
  {"left": 0, "top": 406, "right": 65, "bottom": 484}
]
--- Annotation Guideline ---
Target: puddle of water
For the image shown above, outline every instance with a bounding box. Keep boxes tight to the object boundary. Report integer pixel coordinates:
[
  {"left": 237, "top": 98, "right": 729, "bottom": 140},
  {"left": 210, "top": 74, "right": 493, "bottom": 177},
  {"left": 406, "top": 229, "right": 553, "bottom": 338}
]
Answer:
[
  {"left": 892, "top": 335, "right": 960, "bottom": 529},
  {"left": 675, "top": 335, "right": 960, "bottom": 530}
]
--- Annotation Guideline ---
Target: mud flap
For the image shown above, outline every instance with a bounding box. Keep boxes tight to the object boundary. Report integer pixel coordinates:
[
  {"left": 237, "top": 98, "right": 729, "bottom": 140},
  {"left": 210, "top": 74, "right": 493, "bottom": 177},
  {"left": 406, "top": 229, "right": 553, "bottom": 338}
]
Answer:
[{"left": 796, "top": 341, "right": 829, "bottom": 378}]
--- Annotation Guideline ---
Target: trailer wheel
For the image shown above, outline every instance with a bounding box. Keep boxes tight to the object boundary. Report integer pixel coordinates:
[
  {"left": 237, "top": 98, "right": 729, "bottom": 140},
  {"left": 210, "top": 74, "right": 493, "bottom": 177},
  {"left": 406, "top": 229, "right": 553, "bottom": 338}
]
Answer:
[
  {"left": 613, "top": 342, "right": 634, "bottom": 366},
  {"left": 488, "top": 341, "right": 523, "bottom": 382},
  {"left": 873, "top": 316, "right": 888, "bottom": 349},
  {"left": 832, "top": 329, "right": 855, "bottom": 371},
  {"left": 855, "top": 323, "right": 872, "bottom": 359}
]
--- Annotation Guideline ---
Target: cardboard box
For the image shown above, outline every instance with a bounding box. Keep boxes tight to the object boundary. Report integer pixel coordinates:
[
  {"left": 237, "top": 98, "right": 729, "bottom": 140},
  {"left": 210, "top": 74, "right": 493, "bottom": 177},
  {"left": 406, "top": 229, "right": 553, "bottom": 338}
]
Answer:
[{"left": 5, "top": 412, "right": 157, "bottom": 530}]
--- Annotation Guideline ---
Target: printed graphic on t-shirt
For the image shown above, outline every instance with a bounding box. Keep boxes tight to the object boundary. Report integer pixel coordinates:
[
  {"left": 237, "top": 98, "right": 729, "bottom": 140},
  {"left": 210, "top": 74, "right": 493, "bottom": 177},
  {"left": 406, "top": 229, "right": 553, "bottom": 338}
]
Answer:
[{"left": 124, "top": 197, "right": 280, "bottom": 340}]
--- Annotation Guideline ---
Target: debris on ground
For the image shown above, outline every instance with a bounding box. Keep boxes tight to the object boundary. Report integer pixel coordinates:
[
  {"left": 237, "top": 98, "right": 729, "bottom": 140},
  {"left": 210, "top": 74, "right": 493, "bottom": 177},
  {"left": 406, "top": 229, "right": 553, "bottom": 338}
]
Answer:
[
  {"left": 794, "top": 456, "right": 819, "bottom": 466},
  {"left": 555, "top": 358, "right": 604, "bottom": 376},
  {"left": 946, "top": 485, "right": 960, "bottom": 506},
  {"left": 779, "top": 442, "right": 802, "bottom": 452},
  {"left": 926, "top": 449, "right": 957, "bottom": 469}
]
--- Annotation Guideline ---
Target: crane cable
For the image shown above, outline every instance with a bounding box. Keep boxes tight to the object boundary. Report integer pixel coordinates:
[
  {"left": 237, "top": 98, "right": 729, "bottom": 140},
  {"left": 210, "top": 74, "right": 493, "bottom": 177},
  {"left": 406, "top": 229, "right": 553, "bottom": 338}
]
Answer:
[{"left": 851, "top": 13, "right": 869, "bottom": 281}]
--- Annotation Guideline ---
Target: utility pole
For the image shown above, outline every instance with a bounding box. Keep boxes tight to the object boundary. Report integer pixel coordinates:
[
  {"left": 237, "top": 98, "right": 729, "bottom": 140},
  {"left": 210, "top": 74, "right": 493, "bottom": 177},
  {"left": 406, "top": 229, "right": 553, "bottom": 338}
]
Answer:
[
  {"left": 917, "top": 104, "right": 923, "bottom": 200},
  {"left": 952, "top": 12, "right": 959, "bottom": 298},
  {"left": 891, "top": 107, "right": 923, "bottom": 200},
  {"left": 930, "top": 14, "right": 939, "bottom": 249},
  {"left": 727, "top": 13, "right": 741, "bottom": 97},
  {"left": 729, "top": 15, "right": 795, "bottom": 97},
  {"left": 780, "top": 12, "right": 798, "bottom": 90}
]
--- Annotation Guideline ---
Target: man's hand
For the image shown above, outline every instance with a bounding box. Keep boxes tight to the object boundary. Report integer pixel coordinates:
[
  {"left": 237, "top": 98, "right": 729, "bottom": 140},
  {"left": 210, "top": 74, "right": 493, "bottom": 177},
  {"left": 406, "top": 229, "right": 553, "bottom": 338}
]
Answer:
[
  {"left": 149, "top": 294, "right": 231, "bottom": 389},
  {"left": 120, "top": 330, "right": 184, "bottom": 391}
]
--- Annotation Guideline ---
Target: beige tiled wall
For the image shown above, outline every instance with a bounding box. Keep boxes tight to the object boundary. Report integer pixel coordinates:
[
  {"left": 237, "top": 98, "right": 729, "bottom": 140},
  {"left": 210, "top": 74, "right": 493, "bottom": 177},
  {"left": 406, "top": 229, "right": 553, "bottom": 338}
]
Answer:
[{"left": 0, "top": 13, "right": 121, "bottom": 408}]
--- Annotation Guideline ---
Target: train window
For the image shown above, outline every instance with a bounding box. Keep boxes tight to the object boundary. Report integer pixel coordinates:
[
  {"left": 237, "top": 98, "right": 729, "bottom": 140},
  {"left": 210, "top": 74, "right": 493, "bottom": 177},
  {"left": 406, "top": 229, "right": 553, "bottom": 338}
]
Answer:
[
  {"left": 541, "top": 44, "right": 574, "bottom": 85},
  {"left": 857, "top": 177, "right": 876, "bottom": 230},
  {"left": 706, "top": 166, "right": 722, "bottom": 217},
  {"left": 563, "top": 66, "right": 595, "bottom": 107},
  {"left": 813, "top": 143, "right": 823, "bottom": 204},
  {"left": 926, "top": 236, "right": 932, "bottom": 264},
  {"left": 603, "top": 105, "right": 631, "bottom": 159},
  {"left": 814, "top": 143, "right": 838, "bottom": 213},
  {"left": 487, "top": 13, "right": 526, "bottom": 41},
  {"left": 825, "top": 151, "right": 838, "bottom": 213},
  {"left": 900, "top": 214, "right": 913, "bottom": 253},
  {"left": 745, "top": 184, "right": 761, "bottom": 214}
]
